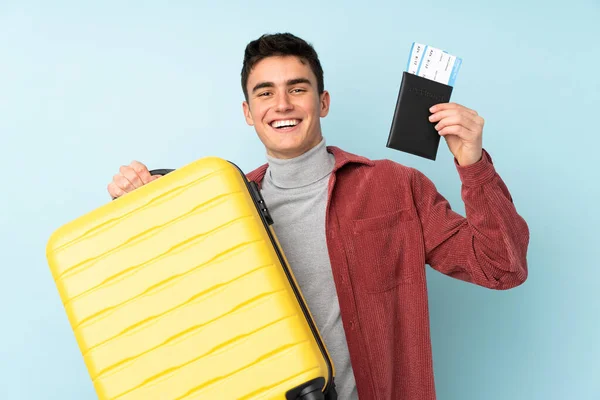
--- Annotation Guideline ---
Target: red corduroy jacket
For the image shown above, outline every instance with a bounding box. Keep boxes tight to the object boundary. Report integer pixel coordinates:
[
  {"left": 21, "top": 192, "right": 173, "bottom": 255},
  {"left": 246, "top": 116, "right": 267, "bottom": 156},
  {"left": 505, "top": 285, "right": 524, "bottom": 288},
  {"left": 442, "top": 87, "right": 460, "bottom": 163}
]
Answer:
[{"left": 246, "top": 146, "right": 530, "bottom": 400}]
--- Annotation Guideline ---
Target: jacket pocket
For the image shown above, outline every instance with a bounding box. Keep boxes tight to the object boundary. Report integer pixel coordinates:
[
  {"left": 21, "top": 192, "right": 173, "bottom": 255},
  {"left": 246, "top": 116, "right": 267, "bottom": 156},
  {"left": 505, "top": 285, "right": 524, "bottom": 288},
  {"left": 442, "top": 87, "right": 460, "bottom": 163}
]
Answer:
[{"left": 348, "top": 208, "right": 424, "bottom": 293}]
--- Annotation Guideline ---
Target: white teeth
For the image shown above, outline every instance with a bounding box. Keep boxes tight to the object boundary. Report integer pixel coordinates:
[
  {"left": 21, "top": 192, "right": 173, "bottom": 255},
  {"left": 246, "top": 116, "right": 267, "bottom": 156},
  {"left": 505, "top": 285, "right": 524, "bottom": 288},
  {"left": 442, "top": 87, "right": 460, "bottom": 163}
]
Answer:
[{"left": 271, "top": 119, "right": 299, "bottom": 128}]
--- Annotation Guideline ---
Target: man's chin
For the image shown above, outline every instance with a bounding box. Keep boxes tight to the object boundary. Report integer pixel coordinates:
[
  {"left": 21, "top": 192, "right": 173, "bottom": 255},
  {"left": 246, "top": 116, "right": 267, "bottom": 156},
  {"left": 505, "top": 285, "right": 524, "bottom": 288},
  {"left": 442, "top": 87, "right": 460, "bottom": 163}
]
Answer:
[{"left": 267, "top": 143, "right": 308, "bottom": 159}]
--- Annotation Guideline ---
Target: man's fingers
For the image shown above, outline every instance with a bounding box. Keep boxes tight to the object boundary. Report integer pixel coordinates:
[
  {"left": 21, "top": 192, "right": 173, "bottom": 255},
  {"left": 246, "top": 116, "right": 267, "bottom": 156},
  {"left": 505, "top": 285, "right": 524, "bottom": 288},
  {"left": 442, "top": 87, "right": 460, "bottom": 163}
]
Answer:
[
  {"left": 429, "top": 109, "right": 479, "bottom": 124},
  {"left": 438, "top": 125, "right": 461, "bottom": 136},
  {"left": 429, "top": 109, "right": 454, "bottom": 123},
  {"left": 113, "top": 173, "right": 135, "bottom": 192},
  {"left": 107, "top": 161, "right": 162, "bottom": 199},
  {"left": 130, "top": 160, "right": 153, "bottom": 184},
  {"left": 119, "top": 165, "right": 144, "bottom": 188},
  {"left": 430, "top": 102, "right": 478, "bottom": 116},
  {"left": 438, "top": 125, "right": 471, "bottom": 137},
  {"left": 432, "top": 113, "right": 480, "bottom": 134},
  {"left": 107, "top": 182, "right": 125, "bottom": 198},
  {"left": 436, "top": 118, "right": 474, "bottom": 139}
]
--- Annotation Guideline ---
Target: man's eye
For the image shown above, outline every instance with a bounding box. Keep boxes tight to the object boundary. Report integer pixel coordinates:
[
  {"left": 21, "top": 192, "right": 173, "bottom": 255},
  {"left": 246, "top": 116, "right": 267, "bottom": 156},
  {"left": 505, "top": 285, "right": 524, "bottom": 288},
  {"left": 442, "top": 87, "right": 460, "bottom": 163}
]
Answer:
[
  {"left": 258, "top": 92, "right": 272, "bottom": 97},
  {"left": 291, "top": 88, "right": 306, "bottom": 93}
]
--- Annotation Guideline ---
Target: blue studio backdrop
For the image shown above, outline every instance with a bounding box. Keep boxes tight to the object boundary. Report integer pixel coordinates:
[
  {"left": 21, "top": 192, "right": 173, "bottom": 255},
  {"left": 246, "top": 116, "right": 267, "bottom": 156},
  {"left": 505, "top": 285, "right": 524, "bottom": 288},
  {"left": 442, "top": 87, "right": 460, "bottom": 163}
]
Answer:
[{"left": 1, "top": 1, "right": 598, "bottom": 399}]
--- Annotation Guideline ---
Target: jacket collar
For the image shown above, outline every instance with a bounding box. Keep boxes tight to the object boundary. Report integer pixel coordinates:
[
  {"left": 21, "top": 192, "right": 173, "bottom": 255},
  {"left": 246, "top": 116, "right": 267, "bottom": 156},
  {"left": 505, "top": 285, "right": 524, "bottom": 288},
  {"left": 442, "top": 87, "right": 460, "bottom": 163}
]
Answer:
[{"left": 246, "top": 145, "right": 374, "bottom": 188}]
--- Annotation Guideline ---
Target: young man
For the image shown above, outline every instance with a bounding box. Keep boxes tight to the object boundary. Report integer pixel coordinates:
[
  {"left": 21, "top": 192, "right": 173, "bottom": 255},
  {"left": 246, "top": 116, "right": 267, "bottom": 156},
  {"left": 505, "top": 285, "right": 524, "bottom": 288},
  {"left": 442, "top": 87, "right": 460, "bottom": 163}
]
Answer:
[{"left": 107, "top": 33, "right": 529, "bottom": 400}]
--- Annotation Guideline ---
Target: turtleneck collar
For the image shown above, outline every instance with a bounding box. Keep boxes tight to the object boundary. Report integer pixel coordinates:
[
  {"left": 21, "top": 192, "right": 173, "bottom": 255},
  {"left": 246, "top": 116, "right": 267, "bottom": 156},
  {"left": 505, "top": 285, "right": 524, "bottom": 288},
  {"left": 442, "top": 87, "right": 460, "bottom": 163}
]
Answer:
[{"left": 265, "top": 138, "right": 335, "bottom": 189}]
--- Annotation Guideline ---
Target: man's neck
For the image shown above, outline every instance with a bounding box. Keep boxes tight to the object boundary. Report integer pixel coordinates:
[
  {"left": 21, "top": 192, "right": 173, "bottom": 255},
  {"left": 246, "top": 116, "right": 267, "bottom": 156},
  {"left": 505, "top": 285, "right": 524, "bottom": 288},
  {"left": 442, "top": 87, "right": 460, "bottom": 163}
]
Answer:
[{"left": 265, "top": 138, "right": 334, "bottom": 189}]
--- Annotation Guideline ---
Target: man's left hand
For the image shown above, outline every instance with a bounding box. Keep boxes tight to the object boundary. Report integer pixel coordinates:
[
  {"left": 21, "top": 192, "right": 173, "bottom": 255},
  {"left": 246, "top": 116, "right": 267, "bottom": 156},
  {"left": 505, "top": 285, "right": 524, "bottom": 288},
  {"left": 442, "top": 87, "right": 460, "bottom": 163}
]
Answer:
[{"left": 428, "top": 102, "right": 484, "bottom": 166}]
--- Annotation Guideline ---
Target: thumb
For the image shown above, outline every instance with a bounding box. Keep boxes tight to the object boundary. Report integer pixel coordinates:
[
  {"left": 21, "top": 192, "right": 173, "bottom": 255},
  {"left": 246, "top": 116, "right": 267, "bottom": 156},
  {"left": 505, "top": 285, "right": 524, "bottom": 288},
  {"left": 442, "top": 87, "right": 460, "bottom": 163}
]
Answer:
[{"left": 150, "top": 174, "right": 162, "bottom": 181}]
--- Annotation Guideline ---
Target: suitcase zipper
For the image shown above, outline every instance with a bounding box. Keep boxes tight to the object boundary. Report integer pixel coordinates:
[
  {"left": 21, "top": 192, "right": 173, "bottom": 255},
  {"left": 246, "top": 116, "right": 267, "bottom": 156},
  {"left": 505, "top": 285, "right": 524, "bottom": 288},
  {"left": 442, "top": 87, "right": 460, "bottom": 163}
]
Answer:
[
  {"left": 248, "top": 180, "right": 274, "bottom": 226},
  {"left": 228, "top": 161, "right": 335, "bottom": 397}
]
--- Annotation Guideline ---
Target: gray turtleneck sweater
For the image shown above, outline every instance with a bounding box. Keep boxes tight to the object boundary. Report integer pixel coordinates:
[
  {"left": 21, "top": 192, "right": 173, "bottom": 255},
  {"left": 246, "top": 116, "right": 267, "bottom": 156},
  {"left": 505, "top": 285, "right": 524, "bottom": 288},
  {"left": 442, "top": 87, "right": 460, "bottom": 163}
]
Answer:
[{"left": 260, "top": 139, "right": 358, "bottom": 400}]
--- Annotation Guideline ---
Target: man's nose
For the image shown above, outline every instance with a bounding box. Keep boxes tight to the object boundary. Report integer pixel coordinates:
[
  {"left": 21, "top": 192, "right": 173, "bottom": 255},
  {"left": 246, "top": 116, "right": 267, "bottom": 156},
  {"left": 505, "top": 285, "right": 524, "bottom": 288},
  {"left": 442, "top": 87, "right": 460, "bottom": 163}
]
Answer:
[{"left": 275, "top": 92, "right": 293, "bottom": 112}]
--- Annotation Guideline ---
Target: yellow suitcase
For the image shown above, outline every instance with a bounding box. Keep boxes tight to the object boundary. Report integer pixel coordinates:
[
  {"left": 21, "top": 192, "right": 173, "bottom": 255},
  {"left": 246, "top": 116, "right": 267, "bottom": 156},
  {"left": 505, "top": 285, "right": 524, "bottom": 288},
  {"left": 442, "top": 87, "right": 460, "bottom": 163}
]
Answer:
[{"left": 46, "top": 157, "right": 336, "bottom": 400}]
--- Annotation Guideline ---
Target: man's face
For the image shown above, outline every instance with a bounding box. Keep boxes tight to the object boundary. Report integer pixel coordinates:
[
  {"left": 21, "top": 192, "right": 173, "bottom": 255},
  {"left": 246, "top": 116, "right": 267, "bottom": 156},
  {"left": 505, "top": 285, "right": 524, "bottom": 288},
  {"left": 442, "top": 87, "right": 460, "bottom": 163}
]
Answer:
[{"left": 242, "top": 55, "right": 330, "bottom": 159}]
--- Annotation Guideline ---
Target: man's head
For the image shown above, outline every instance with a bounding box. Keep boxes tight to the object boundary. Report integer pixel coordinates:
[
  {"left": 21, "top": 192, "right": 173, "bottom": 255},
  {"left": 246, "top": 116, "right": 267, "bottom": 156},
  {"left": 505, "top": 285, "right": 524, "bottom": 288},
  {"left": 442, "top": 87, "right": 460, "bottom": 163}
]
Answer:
[{"left": 241, "top": 33, "right": 330, "bottom": 159}]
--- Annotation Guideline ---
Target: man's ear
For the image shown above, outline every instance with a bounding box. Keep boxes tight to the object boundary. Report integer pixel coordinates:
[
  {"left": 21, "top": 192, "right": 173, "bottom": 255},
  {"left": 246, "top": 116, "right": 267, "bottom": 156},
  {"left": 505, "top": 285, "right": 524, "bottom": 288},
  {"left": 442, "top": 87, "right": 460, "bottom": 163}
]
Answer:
[
  {"left": 242, "top": 101, "right": 254, "bottom": 126},
  {"left": 319, "top": 90, "right": 331, "bottom": 118}
]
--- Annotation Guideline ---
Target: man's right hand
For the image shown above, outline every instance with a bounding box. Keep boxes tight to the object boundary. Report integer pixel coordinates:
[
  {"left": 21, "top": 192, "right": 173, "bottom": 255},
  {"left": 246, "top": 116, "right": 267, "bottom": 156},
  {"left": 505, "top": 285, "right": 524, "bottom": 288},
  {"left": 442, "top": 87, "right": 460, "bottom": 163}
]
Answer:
[{"left": 107, "top": 161, "right": 161, "bottom": 199}]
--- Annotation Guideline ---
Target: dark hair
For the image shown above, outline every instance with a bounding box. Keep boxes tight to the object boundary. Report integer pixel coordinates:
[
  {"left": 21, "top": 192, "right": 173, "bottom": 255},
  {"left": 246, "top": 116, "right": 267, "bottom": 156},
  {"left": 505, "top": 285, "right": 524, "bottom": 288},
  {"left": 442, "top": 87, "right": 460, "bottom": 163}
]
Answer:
[{"left": 241, "top": 33, "right": 324, "bottom": 101}]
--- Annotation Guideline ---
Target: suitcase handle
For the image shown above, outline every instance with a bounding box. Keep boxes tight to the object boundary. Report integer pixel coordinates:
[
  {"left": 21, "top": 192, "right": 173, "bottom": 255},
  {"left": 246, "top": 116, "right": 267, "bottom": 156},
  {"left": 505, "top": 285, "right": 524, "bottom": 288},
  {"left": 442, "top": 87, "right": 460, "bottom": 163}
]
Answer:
[
  {"left": 111, "top": 168, "right": 175, "bottom": 200},
  {"left": 149, "top": 168, "right": 175, "bottom": 176}
]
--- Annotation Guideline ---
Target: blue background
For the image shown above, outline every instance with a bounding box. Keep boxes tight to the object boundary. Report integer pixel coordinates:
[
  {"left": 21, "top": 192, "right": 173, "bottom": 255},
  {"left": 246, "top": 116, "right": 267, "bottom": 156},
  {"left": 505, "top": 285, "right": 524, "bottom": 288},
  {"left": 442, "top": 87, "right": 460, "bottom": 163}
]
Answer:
[{"left": 1, "top": 1, "right": 598, "bottom": 399}]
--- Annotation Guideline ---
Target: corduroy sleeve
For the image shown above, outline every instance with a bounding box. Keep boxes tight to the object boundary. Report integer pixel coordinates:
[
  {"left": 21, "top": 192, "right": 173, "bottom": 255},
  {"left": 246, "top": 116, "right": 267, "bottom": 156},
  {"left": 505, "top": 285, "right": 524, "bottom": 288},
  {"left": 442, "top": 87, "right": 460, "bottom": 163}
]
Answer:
[{"left": 410, "top": 149, "right": 530, "bottom": 290}]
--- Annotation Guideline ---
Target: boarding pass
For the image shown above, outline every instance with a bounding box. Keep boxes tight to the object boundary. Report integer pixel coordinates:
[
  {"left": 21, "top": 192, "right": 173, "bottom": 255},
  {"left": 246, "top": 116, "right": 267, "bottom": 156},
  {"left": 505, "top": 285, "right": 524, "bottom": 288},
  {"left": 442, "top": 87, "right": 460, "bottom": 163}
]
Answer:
[{"left": 406, "top": 42, "right": 462, "bottom": 86}]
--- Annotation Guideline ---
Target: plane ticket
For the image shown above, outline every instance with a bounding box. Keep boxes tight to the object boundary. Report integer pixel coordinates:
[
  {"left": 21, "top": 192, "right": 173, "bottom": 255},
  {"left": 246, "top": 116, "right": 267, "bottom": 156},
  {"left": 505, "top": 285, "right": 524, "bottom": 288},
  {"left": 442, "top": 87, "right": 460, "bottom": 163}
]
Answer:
[{"left": 406, "top": 42, "right": 462, "bottom": 86}]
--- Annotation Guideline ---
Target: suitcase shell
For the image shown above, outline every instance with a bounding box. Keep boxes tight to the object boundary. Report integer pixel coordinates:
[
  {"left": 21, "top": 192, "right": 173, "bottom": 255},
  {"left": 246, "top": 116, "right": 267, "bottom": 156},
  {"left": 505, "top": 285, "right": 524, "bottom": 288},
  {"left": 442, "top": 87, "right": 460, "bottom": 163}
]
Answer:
[{"left": 46, "top": 157, "right": 335, "bottom": 399}]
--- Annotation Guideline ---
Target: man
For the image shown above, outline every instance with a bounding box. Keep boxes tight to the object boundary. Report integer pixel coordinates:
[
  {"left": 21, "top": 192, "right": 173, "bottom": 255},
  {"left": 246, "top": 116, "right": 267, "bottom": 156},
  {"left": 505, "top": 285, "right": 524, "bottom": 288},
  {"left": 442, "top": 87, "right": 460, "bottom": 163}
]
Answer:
[{"left": 107, "top": 33, "right": 529, "bottom": 400}]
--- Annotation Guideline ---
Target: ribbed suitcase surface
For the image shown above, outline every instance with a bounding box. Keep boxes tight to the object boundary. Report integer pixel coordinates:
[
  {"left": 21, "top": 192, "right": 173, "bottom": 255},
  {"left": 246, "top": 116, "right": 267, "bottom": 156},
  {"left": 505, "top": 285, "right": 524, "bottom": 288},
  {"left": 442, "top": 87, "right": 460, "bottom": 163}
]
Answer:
[{"left": 46, "top": 157, "right": 334, "bottom": 399}]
